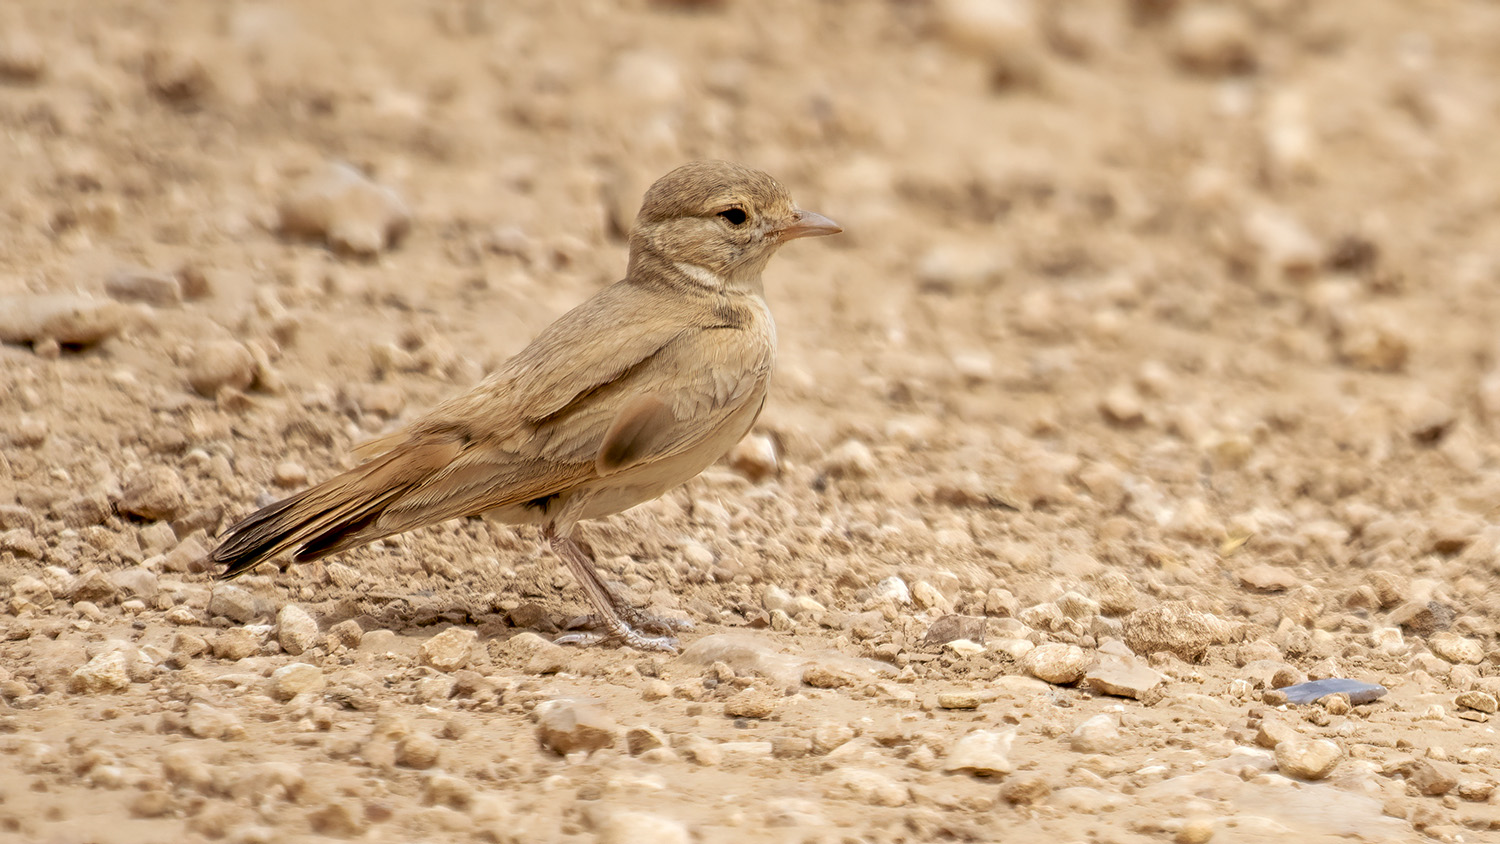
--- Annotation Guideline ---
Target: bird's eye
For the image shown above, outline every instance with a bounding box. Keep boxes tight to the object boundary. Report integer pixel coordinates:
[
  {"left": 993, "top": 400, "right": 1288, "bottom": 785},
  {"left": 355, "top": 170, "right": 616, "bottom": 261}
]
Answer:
[{"left": 717, "top": 207, "right": 748, "bottom": 226}]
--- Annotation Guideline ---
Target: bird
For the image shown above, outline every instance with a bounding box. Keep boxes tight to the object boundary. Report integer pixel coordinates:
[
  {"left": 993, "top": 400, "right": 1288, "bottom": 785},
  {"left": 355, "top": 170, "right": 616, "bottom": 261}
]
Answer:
[{"left": 210, "top": 160, "right": 842, "bottom": 651}]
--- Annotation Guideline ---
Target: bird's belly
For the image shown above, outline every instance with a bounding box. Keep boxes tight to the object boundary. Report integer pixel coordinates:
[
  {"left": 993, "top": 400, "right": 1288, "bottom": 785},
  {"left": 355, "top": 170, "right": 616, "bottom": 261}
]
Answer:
[{"left": 579, "top": 389, "right": 764, "bottom": 521}]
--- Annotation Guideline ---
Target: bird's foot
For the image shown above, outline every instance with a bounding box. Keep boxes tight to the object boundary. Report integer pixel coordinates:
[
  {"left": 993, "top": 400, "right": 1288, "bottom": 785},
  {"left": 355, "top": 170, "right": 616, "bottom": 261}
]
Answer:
[
  {"left": 619, "top": 605, "right": 695, "bottom": 635},
  {"left": 554, "top": 622, "right": 679, "bottom": 653},
  {"left": 564, "top": 606, "right": 693, "bottom": 637}
]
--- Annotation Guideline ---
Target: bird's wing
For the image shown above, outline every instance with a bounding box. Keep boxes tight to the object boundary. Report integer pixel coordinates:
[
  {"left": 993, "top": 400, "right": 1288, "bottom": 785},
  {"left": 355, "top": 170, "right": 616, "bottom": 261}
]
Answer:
[
  {"left": 367, "top": 318, "right": 772, "bottom": 534},
  {"left": 590, "top": 323, "right": 774, "bottom": 476}
]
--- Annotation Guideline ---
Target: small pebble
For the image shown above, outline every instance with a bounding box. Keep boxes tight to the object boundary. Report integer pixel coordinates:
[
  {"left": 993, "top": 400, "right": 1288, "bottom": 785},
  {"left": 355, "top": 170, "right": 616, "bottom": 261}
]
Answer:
[
  {"left": 943, "top": 729, "right": 1015, "bottom": 777},
  {"left": 70, "top": 651, "right": 130, "bottom": 693},
  {"left": 276, "top": 604, "right": 319, "bottom": 656},
  {"left": 1023, "top": 643, "right": 1091, "bottom": 685},
  {"left": 535, "top": 699, "right": 618, "bottom": 755},
  {"left": 1428, "top": 633, "right": 1484, "bottom": 665},
  {"left": 105, "top": 267, "right": 181, "bottom": 306},
  {"left": 937, "top": 691, "right": 981, "bottom": 710},
  {"left": 1455, "top": 691, "right": 1497, "bottom": 714},
  {"left": 269, "top": 663, "right": 325, "bottom": 700},
  {"left": 278, "top": 163, "right": 412, "bottom": 256},
  {"left": 819, "top": 440, "right": 876, "bottom": 478},
  {"left": 0, "top": 30, "right": 46, "bottom": 81},
  {"left": 1069, "top": 714, "right": 1123, "bottom": 754},
  {"left": 188, "top": 341, "right": 257, "bottom": 399},
  {"left": 1274, "top": 738, "right": 1342, "bottom": 780},
  {"left": 420, "top": 628, "right": 477, "bottom": 672},
  {"left": 596, "top": 811, "right": 691, "bottom": 844},
  {"left": 724, "top": 687, "right": 777, "bottom": 719},
  {"left": 1124, "top": 602, "right": 1233, "bottom": 661},
  {"left": 117, "top": 467, "right": 187, "bottom": 522},
  {"left": 831, "top": 768, "right": 908, "bottom": 807},
  {"left": 273, "top": 462, "right": 309, "bottom": 488},
  {"left": 728, "top": 434, "right": 778, "bottom": 482},
  {"left": 395, "top": 732, "right": 441, "bottom": 769}
]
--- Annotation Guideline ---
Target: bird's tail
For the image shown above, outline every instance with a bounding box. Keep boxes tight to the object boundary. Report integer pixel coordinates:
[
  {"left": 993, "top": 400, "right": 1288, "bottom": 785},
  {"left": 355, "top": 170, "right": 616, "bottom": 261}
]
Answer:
[{"left": 211, "top": 439, "right": 459, "bottom": 579}]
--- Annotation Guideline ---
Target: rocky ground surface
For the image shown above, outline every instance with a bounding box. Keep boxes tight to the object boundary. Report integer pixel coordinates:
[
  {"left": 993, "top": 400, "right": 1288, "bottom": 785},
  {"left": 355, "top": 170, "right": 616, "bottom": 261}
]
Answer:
[{"left": 4, "top": 1, "right": 1500, "bottom": 842}]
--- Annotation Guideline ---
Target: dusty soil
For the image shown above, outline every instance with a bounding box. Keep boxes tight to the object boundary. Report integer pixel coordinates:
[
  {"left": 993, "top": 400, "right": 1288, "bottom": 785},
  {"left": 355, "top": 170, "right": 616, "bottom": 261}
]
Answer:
[{"left": 4, "top": 1, "right": 1500, "bottom": 842}]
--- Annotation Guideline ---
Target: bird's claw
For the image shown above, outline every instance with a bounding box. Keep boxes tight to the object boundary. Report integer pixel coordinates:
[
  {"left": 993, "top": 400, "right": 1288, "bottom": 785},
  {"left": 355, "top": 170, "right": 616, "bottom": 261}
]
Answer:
[
  {"left": 619, "top": 606, "right": 695, "bottom": 635},
  {"left": 554, "top": 626, "right": 679, "bottom": 653}
]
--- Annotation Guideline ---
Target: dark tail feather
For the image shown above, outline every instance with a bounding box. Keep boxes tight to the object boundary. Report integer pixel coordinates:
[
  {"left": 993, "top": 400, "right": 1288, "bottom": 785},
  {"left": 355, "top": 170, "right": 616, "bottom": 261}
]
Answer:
[
  {"left": 210, "top": 438, "right": 460, "bottom": 579},
  {"left": 211, "top": 479, "right": 399, "bottom": 579}
]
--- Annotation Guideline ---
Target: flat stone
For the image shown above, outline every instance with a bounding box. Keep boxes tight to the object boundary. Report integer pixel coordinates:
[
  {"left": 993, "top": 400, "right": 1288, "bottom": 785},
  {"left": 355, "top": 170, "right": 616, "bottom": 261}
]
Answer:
[
  {"left": 186, "top": 701, "right": 244, "bottom": 739},
  {"left": 921, "top": 614, "right": 986, "bottom": 646},
  {"left": 1280, "top": 678, "right": 1387, "bottom": 705},
  {"left": 1429, "top": 632, "right": 1484, "bottom": 665},
  {"left": 107, "top": 568, "right": 160, "bottom": 602},
  {"left": 1398, "top": 758, "right": 1459, "bottom": 796},
  {"left": 208, "top": 585, "right": 262, "bottom": 624},
  {"left": 0, "top": 294, "right": 131, "bottom": 347},
  {"left": 801, "top": 660, "right": 860, "bottom": 689},
  {"left": 535, "top": 699, "right": 618, "bottom": 756},
  {"left": 937, "top": 690, "right": 982, "bottom": 710},
  {"left": 724, "top": 687, "right": 777, "bottom": 719},
  {"left": 212, "top": 628, "right": 261, "bottom": 660},
  {"left": 830, "top": 768, "right": 908, "bottom": 806},
  {"left": 105, "top": 267, "right": 182, "bottom": 306},
  {"left": 596, "top": 811, "right": 691, "bottom": 844},
  {"left": 1236, "top": 564, "right": 1300, "bottom": 592},
  {"left": 1388, "top": 601, "right": 1454, "bottom": 636},
  {"left": 1084, "top": 651, "right": 1165, "bottom": 700},
  {"left": 1455, "top": 690, "right": 1498, "bottom": 714},
  {"left": 943, "top": 729, "right": 1015, "bottom": 777}
]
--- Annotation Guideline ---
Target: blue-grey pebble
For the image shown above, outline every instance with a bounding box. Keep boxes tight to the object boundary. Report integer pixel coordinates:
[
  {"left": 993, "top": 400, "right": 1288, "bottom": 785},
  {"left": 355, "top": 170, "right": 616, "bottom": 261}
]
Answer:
[{"left": 1280, "top": 678, "right": 1387, "bottom": 705}]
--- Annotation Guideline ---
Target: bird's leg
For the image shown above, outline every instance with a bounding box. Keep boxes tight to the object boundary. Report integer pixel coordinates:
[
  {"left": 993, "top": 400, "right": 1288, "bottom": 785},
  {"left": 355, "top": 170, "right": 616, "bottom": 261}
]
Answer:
[
  {"left": 562, "top": 536, "right": 693, "bottom": 634},
  {"left": 543, "top": 524, "right": 682, "bottom": 652}
]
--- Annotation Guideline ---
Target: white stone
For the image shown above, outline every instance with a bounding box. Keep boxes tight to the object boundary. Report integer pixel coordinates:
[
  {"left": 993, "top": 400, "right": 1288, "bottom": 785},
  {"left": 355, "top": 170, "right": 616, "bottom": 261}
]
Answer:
[
  {"left": 1023, "top": 643, "right": 1091, "bottom": 685},
  {"left": 420, "top": 627, "right": 477, "bottom": 672},
  {"left": 269, "top": 663, "right": 325, "bottom": 701},
  {"left": 276, "top": 604, "right": 319, "bottom": 656},
  {"left": 1069, "top": 714, "right": 1123, "bottom": 754},
  {"left": 944, "top": 729, "right": 1015, "bottom": 777}
]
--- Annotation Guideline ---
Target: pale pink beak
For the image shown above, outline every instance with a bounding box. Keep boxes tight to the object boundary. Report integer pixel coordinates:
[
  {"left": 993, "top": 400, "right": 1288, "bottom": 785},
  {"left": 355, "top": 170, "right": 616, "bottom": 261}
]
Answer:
[{"left": 779, "top": 209, "right": 843, "bottom": 240}]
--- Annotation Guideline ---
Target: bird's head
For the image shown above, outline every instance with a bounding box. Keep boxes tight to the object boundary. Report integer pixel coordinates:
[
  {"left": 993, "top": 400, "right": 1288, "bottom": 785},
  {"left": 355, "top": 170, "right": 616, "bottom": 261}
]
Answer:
[{"left": 629, "top": 160, "right": 841, "bottom": 294}]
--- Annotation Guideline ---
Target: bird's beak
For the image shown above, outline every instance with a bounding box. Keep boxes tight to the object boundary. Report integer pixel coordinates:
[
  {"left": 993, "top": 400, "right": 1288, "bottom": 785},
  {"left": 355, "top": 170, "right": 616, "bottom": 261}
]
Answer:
[{"left": 779, "top": 209, "right": 843, "bottom": 240}]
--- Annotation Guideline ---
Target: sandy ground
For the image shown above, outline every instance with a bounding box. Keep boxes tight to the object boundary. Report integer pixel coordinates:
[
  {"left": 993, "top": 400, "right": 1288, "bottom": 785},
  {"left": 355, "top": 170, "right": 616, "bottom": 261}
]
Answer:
[{"left": 3, "top": 1, "right": 1500, "bottom": 842}]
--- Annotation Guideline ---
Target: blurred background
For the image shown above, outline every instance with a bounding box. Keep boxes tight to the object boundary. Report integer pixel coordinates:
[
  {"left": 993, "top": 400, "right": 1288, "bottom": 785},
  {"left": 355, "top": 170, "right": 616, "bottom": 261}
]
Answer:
[
  {"left": 7, "top": 0, "right": 1500, "bottom": 563},
  {"left": 3, "top": 1, "right": 1500, "bottom": 839}
]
